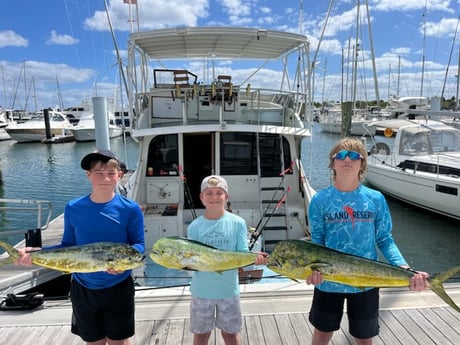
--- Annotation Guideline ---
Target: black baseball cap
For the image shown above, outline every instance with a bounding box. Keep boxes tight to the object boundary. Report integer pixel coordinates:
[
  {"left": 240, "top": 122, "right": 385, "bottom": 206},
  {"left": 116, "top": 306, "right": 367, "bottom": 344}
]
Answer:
[{"left": 80, "top": 149, "right": 119, "bottom": 170}]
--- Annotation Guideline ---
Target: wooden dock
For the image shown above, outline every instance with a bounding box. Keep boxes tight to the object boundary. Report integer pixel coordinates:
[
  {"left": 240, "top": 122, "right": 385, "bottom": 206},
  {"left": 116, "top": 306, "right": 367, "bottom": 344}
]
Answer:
[
  {"left": 1, "top": 213, "right": 459, "bottom": 344},
  {"left": 0, "top": 282, "right": 459, "bottom": 344}
]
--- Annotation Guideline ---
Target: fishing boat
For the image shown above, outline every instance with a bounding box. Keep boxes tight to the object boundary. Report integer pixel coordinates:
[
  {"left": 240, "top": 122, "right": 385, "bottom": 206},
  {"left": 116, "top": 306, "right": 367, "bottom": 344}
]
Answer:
[
  {"left": 0, "top": 107, "right": 14, "bottom": 141},
  {"left": 4, "top": 109, "right": 75, "bottom": 143},
  {"left": 318, "top": 108, "right": 377, "bottom": 136},
  {"left": 124, "top": 27, "right": 316, "bottom": 252},
  {"left": 366, "top": 120, "right": 460, "bottom": 220},
  {"left": 70, "top": 112, "right": 123, "bottom": 142}
]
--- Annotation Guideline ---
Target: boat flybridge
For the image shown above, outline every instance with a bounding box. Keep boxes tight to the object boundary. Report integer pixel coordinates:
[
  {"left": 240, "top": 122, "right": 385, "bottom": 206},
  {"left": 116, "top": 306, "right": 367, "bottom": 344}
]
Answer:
[{"left": 124, "top": 27, "right": 316, "bottom": 252}]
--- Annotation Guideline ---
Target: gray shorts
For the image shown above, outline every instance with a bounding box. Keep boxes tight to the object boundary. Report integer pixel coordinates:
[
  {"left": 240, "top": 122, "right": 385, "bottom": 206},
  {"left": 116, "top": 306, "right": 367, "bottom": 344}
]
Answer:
[{"left": 189, "top": 296, "right": 242, "bottom": 334}]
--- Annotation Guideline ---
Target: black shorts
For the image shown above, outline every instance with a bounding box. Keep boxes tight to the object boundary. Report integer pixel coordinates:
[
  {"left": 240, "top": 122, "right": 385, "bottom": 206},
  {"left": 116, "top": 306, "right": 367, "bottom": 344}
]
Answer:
[
  {"left": 309, "top": 287, "right": 380, "bottom": 339},
  {"left": 70, "top": 276, "right": 135, "bottom": 342}
]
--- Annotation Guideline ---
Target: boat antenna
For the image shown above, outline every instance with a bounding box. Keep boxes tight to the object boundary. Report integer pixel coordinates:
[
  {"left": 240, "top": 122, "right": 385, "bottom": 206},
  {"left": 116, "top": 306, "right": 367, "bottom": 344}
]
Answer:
[{"left": 103, "top": 0, "right": 129, "bottom": 101}]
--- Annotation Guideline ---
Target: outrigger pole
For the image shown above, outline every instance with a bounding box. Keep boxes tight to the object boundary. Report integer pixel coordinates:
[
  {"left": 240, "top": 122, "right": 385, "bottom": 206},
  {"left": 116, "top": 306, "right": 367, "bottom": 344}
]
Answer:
[{"left": 248, "top": 162, "right": 294, "bottom": 250}]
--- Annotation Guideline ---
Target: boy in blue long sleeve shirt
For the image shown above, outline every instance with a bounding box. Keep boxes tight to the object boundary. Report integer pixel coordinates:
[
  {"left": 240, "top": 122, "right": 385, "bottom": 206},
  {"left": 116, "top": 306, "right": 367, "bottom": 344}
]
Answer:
[
  {"left": 306, "top": 138, "right": 429, "bottom": 345},
  {"left": 17, "top": 149, "right": 145, "bottom": 345}
]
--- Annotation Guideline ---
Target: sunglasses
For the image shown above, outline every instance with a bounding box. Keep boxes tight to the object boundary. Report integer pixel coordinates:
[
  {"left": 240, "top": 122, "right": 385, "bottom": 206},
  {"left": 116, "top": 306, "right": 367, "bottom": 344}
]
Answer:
[{"left": 332, "top": 150, "right": 363, "bottom": 161}]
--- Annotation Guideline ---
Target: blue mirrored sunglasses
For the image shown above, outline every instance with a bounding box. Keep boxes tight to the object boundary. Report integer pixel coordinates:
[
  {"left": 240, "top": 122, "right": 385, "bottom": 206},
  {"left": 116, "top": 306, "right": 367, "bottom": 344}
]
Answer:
[{"left": 332, "top": 150, "right": 363, "bottom": 161}]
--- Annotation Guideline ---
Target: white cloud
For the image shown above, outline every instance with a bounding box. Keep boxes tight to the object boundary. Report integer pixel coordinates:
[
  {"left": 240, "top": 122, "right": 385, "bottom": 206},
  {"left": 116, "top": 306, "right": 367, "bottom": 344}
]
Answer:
[
  {"left": 219, "top": 0, "right": 251, "bottom": 17},
  {"left": 46, "top": 31, "right": 79, "bottom": 45},
  {"left": 0, "top": 30, "right": 28, "bottom": 48},
  {"left": 85, "top": 0, "right": 210, "bottom": 31},
  {"left": 424, "top": 17, "right": 460, "bottom": 37},
  {"left": 372, "top": 0, "right": 452, "bottom": 12}
]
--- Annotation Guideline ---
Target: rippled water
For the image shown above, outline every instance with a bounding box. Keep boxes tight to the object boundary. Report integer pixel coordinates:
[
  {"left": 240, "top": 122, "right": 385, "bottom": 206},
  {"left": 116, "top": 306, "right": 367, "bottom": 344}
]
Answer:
[
  {"left": 0, "top": 135, "right": 139, "bottom": 244},
  {"left": 1, "top": 125, "right": 459, "bottom": 277}
]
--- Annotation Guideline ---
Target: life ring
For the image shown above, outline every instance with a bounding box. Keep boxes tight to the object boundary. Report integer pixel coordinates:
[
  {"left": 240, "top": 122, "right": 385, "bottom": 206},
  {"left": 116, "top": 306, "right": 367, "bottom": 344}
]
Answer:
[
  {"left": 369, "top": 142, "right": 390, "bottom": 155},
  {"left": 383, "top": 128, "right": 393, "bottom": 137}
]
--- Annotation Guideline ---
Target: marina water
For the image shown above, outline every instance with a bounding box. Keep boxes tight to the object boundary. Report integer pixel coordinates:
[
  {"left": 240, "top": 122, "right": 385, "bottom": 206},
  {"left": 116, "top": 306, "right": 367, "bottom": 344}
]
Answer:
[{"left": 0, "top": 125, "right": 459, "bottom": 280}]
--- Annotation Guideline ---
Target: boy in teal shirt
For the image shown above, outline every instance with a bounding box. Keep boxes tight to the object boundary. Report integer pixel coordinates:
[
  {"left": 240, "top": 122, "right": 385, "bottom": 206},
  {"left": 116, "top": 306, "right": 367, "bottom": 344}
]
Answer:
[{"left": 188, "top": 175, "right": 267, "bottom": 345}]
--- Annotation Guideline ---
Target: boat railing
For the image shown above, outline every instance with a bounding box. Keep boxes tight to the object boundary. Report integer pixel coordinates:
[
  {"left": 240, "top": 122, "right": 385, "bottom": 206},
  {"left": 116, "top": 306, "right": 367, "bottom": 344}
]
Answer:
[
  {"left": 0, "top": 198, "right": 52, "bottom": 247},
  {"left": 133, "top": 82, "right": 307, "bottom": 130}
]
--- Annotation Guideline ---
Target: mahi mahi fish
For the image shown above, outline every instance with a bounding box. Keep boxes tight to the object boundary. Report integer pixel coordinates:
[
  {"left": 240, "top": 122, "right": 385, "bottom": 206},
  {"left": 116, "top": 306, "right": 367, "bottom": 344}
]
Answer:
[
  {"left": 150, "top": 236, "right": 258, "bottom": 272},
  {"left": 0, "top": 241, "right": 145, "bottom": 273},
  {"left": 267, "top": 239, "right": 460, "bottom": 313}
]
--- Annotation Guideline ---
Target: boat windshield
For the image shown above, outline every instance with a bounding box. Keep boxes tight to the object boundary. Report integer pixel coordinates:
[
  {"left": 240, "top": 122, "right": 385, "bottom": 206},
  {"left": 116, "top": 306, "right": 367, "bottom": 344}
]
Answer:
[{"left": 399, "top": 127, "right": 460, "bottom": 155}]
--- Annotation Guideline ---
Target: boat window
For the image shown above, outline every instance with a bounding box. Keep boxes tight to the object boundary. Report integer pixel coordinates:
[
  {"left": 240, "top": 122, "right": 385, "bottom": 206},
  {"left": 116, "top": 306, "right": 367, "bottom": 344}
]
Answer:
[
  {"left": 399, "top": 131, "right": 431, "bottom": 155},
  {"left": 146, "top": 134, "right": 178, "bottom": 176},
  {"left": 220, "top": 133, "right": 291, "bottom": 177},
  {"left": 430, "top": 131, "right": 460, "bottom": 153},
  {"left": 221, "top": 133, "right": 257, "bottom": 175}
]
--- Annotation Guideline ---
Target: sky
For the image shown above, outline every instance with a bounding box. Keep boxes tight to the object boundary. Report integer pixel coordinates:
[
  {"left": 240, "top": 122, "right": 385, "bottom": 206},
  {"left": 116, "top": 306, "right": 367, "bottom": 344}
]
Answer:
[{"left": 1, "top": 0, "right": 460, "bottom": 112}]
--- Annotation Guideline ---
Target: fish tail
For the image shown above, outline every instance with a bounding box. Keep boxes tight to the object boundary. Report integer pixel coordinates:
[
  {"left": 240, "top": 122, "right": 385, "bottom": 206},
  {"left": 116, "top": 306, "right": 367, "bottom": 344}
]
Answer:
[
  {"left": 0, "top": 241, "right": 19, "bottom": 266},
  {"left": 430, "top": 266, "right": 460, "bottom": 313}
]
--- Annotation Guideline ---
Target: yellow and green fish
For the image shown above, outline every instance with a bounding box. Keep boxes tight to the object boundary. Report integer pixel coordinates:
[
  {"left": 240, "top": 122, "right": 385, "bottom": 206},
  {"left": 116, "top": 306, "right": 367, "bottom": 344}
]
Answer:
[
  {"left": 267, "top": 239, "right": 460, "bottom": 313},
  {"left": 150, "top": 236, "right": 258, "bottom": 272},
  {"left": 0, "top": 241, "right": 145, "bottom": 273}
]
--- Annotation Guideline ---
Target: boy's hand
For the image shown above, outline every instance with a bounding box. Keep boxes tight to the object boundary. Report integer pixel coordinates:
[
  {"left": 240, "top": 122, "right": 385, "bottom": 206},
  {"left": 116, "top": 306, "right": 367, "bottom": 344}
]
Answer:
[
  {"left": 410, "top": 271, "right": 430, "bottom": 291},
  {"left": 254, "top": 252, "right": 268, "bottom": 265},
  {"left": 14, "top": 247, "right": 41, "bottom": 266},
  {"left": 306, "top": 270, "right": 324, "bottom": 285}
]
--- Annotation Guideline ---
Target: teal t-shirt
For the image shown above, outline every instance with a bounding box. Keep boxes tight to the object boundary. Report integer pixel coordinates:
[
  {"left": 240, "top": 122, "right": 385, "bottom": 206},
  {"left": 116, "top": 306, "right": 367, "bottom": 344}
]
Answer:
[
  {"left": 187, "top": 211, "right": 248, "bottom": 299},
  {"left": 308, "top": 184, "right": 407, "bottom": 293}
]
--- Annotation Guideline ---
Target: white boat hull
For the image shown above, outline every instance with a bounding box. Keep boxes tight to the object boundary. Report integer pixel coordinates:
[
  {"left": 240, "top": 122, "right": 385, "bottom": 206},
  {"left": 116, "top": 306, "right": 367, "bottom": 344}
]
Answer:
[
  {"left": 5, "top": 110, "right": 75, "bottom": 143},
  {"left": 367, "top": 120, "right": 460, "bottom": 220},
  {"left": 6, "top": 127, "right": 74, "bottom": 143},
  {"left": 72, "top": 125, "right": 123, "bottom": 142},
  {"left": 366, "top": 162, "right": 460, "bottom": 220},
  {"left": 320, "top": 120, "right": 376, "bottom": 136}
]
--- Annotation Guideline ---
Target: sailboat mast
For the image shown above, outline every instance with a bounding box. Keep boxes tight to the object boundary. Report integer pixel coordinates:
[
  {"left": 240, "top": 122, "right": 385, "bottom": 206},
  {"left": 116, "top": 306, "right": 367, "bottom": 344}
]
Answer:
[
  {"left": 351, "top": 0, "right": 360, "bottom": 111},
  {"left": 420, "top": 1, "right": 427, "bottom": 99},
  {"left": 457, "top": 45, "right": 460, "bottom": 110},
  {"left": 364, "top": 0, "right": 380, "bottom": 105}
]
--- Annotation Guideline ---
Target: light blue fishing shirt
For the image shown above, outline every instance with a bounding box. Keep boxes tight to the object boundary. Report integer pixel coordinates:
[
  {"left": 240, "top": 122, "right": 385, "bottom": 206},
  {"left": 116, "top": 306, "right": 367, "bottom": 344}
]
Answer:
[
  {"left": 308, "top": 184, "right": 407, "bottom": 293},
  {"left": 188, "top": 211, "right": 248, "bottom": 299},
  {"left": 44, "top": 194, "right": 145, "bottom": 290}
]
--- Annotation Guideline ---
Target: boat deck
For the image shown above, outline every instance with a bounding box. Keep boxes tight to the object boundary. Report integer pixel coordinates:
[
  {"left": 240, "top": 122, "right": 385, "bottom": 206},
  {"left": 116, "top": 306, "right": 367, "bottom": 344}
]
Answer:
[{"left": 1, "top": 214, "right": 459, "bottom": 344}]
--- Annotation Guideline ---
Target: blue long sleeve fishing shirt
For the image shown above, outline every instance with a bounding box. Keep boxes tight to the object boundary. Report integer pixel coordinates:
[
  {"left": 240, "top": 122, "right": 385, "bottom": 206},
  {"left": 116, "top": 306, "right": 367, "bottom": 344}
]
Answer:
[
  {"left": 308, "top": 184, "right": 408, "bottom": 293},
  {"left": 44, "top": 193, "right": 145, "bottom": 290}
]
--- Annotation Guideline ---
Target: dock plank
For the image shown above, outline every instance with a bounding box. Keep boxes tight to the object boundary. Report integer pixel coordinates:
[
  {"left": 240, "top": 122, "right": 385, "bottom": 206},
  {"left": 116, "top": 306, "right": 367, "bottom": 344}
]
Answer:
[
  {"left": 275, "top": 313, "right": 301, "bottom": 345},
  {"left": 1, "top": 214, "right": 460, "bottom": 344},
  {"left": 0, "top": 306, "right": 459, "bottom": 344},
  {"left": 412, "top": 308, "right": 458, "bottom": 344},
  {"left": 259, "top": 314, "right": 283, "bottom": 345},
  {"left": 244, "top": 315, "right": 265, "bottom": 345}
]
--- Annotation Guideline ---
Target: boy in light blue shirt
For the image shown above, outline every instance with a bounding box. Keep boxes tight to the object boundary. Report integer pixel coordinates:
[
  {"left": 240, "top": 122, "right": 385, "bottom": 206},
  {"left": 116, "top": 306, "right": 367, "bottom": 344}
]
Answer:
[{"left": 188, "top": 175, "right": 267, "bottom": 345}]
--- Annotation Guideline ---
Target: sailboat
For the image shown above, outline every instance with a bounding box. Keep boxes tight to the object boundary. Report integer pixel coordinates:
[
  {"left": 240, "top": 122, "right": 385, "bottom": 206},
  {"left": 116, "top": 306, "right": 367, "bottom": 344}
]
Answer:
[{"left": 319, "top": 0, "right": 381, "bottom": 137}]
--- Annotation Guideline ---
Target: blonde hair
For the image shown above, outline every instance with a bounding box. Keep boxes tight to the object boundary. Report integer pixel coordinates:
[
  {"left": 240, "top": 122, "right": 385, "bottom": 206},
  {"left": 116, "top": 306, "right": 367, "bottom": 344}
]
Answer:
[{"left": 328, "top": 137, "right": 368, "bottom": 181}]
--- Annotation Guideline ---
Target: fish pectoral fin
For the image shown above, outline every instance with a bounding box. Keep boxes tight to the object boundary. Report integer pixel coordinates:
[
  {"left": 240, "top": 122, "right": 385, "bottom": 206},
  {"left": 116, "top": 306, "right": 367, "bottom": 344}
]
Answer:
[
  {"left": 182, "top": 267, "right": 198, "bottom": 271},
  {"left": 308, "top": 263, "right": 332, "bottom": 272}
]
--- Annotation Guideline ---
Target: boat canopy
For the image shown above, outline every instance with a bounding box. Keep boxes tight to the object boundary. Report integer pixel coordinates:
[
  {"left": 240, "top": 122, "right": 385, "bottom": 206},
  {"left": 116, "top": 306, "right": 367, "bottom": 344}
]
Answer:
[{"left": 128, "top": 27, "right": 308, "bottom": 60}]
